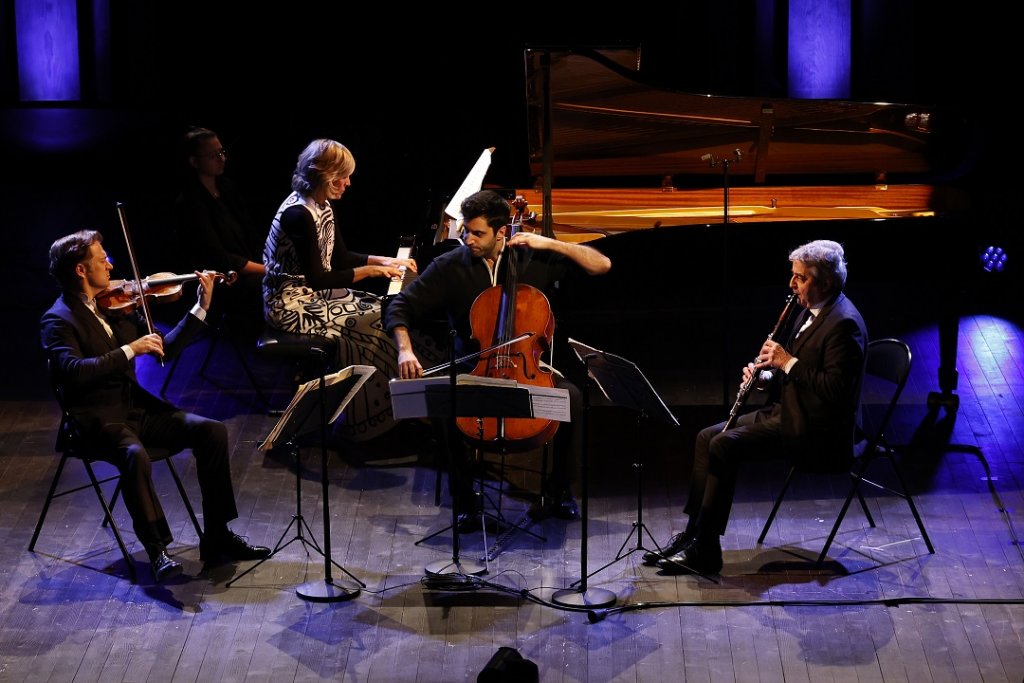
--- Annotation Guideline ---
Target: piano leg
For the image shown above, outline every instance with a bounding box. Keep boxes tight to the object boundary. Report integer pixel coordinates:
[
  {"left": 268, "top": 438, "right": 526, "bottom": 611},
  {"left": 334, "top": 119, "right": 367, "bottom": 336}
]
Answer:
[{"left": 928, "top": 271, "right": 963, "bottom": 412}]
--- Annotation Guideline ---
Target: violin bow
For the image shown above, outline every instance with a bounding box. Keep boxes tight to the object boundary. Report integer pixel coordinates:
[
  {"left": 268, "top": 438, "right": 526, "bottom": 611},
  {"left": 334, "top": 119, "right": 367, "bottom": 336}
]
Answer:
[{"left": 115, "top": 202, "right": 164, "bottom": 366}]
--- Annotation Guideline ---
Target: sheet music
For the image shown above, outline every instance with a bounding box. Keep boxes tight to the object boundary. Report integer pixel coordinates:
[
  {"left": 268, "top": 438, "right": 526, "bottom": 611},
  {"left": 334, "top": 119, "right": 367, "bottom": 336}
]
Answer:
[
  {"left": 389, "top": 373, "right": 570, "bottom": 421},
  {"left": 527, "top": 384, "right": 572, "bottom": 422},
  {"left": 567, "top": 337, "right": 611, "bottom": 401},
  {"left": 442, "top": 147, "right": 494, "bottom": 240},
  {"left": 259, "top": 365, "right": 376, "bottom": 451},
  {"left": 456, "top": 374, "right": 571, "bottom": 422}
]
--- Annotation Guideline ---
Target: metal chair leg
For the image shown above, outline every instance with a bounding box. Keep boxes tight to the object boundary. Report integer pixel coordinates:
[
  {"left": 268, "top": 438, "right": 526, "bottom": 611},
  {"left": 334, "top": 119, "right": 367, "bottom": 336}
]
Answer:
[
  {"left": 164, "top": 457, "right": 204, "bottom": 539},
  {"left": 758, "top": 466, "right": 797, "bottom": 544},
  {"left": 28, "top": 453, "right": 70, "bottom": 551}
]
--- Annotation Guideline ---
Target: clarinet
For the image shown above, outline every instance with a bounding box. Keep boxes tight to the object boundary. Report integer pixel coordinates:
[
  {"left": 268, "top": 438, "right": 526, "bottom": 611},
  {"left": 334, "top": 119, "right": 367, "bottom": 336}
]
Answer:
[{"left": 722, "top": 294, "right": 799, "bottom": 432}]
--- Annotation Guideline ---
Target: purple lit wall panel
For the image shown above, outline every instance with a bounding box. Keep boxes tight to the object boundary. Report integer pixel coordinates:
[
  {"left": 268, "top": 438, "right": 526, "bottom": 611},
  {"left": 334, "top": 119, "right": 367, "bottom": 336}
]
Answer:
[
  {"left": 15, "top": 0, "right": 81, "bottom": 101},
  {"left": 788, "top": 0, "right": 851, "bottom": 98}
]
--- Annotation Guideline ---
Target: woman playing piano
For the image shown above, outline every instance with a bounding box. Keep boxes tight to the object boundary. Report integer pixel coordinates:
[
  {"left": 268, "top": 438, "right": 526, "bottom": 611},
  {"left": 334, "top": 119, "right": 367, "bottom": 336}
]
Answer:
[{"left": 263, "top": 138, "right": 429, "bottom": 441}]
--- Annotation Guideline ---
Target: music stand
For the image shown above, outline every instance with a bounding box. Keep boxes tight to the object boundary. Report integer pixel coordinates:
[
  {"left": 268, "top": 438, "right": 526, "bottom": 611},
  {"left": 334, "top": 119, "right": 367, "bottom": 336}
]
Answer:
[
  {"left": 228, "top": 360, "right": 374, "bottom": 602},
  {"left": 557, "top": 339, "right": 718, "bottom": 588},
  {"left": 550, "top": 337, "right": 615, "bottom": 609},
  {"left": 391, "top": 372, "right": 569, "bottom": 576}
]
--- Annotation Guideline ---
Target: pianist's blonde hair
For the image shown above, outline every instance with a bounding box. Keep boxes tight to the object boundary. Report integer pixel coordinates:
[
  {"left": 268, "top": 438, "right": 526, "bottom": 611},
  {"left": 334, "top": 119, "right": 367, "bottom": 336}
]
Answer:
[{"left": 291, "top": 139, "right": 356, "bottom": 196}]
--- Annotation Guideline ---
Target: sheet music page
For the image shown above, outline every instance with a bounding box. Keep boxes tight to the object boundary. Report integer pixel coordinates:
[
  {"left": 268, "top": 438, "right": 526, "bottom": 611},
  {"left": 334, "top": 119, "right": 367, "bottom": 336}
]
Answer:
[
  {"left": 259, "top": 365, "right": 376, "bottom": 451},
  {"left": 566, "top": 337, "right": 612, "bottom": 402},
  {"left": 567, "top": 337, "right": 602, "bottom": 363},
  {"left": 455, "top": 373, "right": 517, "bottom": 388},
  {"left": 443, "top": 147, "right": 494, "bottom": 237},
  {"left": 323, "top": 365, "right": 377, "bottom": 423},
  {"left": 527, "top": 385, "right": 572, "bottom": 422}
]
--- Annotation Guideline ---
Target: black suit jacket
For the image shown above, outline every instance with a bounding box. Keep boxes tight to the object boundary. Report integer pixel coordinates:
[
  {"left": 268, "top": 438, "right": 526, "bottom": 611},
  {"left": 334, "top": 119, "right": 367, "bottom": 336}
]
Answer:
[
  {"left": 40, "top": 293, "right": 205, "bottom": 436},
  {"left": 779, "top": 292, "right": 868, "bottom": 471}
]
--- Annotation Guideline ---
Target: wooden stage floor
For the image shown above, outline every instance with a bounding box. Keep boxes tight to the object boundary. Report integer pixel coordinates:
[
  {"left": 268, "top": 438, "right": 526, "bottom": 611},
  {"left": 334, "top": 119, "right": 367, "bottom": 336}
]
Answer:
[{"left": 1, "top": 313, "right": 1022, "bottom": 682}]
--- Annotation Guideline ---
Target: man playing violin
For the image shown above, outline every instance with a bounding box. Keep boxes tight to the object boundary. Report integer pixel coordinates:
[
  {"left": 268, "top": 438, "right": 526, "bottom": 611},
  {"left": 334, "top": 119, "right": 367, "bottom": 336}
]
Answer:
[
  {"left": 40, "top": 230, "right": 270, "bottom": 583},
  {"left": 385, "top": 190, "right": 612, "bottom": 523}
]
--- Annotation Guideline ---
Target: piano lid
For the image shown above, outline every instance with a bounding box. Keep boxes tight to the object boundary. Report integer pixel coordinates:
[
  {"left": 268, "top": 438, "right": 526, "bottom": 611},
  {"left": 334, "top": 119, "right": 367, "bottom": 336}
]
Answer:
[{"left": 525, "top": 47, "right": 958, "bottom": 184}]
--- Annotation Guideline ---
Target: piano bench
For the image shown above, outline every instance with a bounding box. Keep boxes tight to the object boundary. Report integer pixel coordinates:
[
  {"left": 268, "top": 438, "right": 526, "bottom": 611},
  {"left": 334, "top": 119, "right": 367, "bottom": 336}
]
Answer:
[{"left": 256, "top": 328, "right": 338, "bottom": 411}]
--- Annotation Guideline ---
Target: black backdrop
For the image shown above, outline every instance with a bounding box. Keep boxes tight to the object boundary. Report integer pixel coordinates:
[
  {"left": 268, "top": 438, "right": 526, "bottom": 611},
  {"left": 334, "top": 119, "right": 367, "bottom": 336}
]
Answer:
[{"left": 3, "top": 2, "right": 1014, "bottom": 400}]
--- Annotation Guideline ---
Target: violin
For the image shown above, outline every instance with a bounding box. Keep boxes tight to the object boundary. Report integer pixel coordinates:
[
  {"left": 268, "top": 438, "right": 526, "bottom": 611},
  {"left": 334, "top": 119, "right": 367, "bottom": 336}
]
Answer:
[
  {"left": 97, "top": 270, "right": 237, "bottom": 314},
  {"left": 456, "top": 196, "right": 559, "bottom": 452}
]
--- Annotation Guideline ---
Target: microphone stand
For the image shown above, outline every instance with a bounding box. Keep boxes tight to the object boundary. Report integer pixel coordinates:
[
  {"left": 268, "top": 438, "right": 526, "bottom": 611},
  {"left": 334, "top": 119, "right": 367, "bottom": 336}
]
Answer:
[
  {"left": 701, "top": 148, "right": 741, "bottom": 225},
  {"left": 703, "top": 149, "right": 742, "bottom": 405}
]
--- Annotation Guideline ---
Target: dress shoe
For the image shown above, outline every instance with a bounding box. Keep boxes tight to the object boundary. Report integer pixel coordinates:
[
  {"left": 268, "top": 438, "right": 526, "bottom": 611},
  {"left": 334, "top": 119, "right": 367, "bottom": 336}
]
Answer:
[
  {"left": 150, "top": 550, "right": 183, "bottom": 583},
  {"left": 531, "top": 489, "right": 580, "bottom": 521},
  {"left": 642, "top": 531, "right": 693, "bottom": 565},
  {"left": 200, "top": 531, "right": 271, "bottom": 564},
  {"left": 552, "top": 494, "right": 580, "bottom": 521},
  {"left": 657, "top": 539, "right": 723, "bottom": 575},
  {"left": 456, "top": 512, "right": 483, "bottom": 534}
]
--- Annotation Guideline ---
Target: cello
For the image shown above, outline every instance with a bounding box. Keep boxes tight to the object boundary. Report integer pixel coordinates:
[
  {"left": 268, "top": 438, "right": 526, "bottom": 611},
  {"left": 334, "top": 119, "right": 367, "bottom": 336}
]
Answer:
[{"left": 456, "top": 197, "right": 560, "bottom": 452}]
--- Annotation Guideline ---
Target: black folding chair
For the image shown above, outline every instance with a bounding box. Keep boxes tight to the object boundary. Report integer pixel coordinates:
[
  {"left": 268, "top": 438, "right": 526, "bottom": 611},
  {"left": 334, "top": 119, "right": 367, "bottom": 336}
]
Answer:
[
  {"left": 29, "top": 361, "right": 203, "bottom": 582},
  {"left": 758, "top": 338, "right": 935, "bottom": 564}
]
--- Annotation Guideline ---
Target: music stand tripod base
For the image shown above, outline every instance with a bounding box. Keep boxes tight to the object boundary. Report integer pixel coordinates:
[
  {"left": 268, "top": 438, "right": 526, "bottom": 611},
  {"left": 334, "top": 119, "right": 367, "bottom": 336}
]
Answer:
[
  {"left": 297, "top": 577, "right": 361, "bottom": 602},
  {"left": 552, "top": 586, "right": 616, "bottom": 609},
  {"left": 425, "top": 558, "right": 486, "bottom": 577}
]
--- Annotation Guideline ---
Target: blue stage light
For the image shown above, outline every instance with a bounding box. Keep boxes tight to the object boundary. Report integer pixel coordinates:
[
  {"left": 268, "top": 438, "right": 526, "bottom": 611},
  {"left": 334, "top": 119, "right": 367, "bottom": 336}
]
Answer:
[{"left": 980, "top": 246, "right": 1008, "bottom": 273}]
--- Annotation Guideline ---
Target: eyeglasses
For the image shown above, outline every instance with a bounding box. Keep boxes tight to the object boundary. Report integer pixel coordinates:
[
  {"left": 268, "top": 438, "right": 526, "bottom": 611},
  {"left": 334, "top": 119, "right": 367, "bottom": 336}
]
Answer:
[{"left": 199, "top": 148, "right": 227, "bottom": 159}]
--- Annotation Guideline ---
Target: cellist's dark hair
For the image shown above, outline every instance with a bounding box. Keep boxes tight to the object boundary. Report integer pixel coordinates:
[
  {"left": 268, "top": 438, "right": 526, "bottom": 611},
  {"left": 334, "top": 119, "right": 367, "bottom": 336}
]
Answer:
[
  {"left": 49, "top": 230, "right": 102, "bottom": 290},
  {"left": 460, "top": 190, "right": 509, "bottom": 231}
]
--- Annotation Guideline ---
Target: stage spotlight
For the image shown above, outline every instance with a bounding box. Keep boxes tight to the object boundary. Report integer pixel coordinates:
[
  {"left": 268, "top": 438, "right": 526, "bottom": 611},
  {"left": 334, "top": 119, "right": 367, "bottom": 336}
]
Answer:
[{"left": 980, "top": 246, "right": 1008, "bottom": 273}]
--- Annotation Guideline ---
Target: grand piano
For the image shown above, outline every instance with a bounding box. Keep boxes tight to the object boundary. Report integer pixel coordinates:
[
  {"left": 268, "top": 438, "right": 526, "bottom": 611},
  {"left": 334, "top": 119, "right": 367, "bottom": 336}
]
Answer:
[{"left": 515, "top": 46, "right": 975, "bottom": 408}]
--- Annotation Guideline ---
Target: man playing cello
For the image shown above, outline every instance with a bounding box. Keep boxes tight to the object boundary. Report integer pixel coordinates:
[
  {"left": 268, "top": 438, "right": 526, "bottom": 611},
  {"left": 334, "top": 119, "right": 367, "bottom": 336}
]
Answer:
[{"left": 385, "top": 190, "right": 611, "bottom": 523}]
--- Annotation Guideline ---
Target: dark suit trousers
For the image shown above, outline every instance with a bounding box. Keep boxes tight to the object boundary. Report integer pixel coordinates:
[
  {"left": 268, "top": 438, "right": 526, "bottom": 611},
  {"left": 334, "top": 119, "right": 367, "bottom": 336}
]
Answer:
[
  {"left": 442, "top": 373, "right": 582, "bottom": 506},
  {"left": 685, "top": 404, "right": 785, "bottom": 536},
  {"left": 99, "top": 408, "right": 237, "bottom": 552}
]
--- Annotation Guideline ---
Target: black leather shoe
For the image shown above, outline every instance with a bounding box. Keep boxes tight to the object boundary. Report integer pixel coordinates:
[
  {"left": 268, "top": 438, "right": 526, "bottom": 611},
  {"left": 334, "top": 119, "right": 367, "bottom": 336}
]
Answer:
[
  {"left": 532, "top": 489, "right": 580, "bottom": 521},
  {"left": 456, "top": 512, "right": 483, "bottom": 534},
  {"left": 642, "top": 531, "right": 693, "bottom": 565},
  {"left": 200, "top": 531, "right": 271, "bottom": 564},
  {"left": 150, "top": 550, "right": 183, "bottom": 583},
  {"left": 657, "top": 541, "right": 723, "bottom": 575},
  {"left": 553, "top": 495, "right": 580, "bottom": 521}
]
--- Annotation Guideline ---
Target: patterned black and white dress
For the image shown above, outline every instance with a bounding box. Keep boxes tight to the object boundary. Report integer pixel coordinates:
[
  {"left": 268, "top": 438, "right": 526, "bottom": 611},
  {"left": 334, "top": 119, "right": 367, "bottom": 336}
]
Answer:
[{"left": 262, "top": 192, "right": 404, "bottom": 441}]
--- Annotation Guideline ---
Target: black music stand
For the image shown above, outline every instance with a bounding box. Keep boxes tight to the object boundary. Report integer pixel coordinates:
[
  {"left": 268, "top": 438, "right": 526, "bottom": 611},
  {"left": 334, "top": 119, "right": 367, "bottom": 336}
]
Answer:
[
  {"left": 391, "top": 372, "right": 568, "bottom": 576},
  {"left": 228, "top": 360, "right": 373, "bottom": 602},
  {"left": 557, "top": 339, "right": 718, "bottom": 587},
  {"left": 550, "top": 337, "right": 615, "bottom": 609}
]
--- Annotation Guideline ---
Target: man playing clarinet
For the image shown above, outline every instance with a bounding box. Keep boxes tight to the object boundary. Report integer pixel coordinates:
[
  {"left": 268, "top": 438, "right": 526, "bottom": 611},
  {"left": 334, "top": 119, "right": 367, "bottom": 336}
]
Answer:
[{"left": 649, "top": 239, "right": 867, "bottom": 575}]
